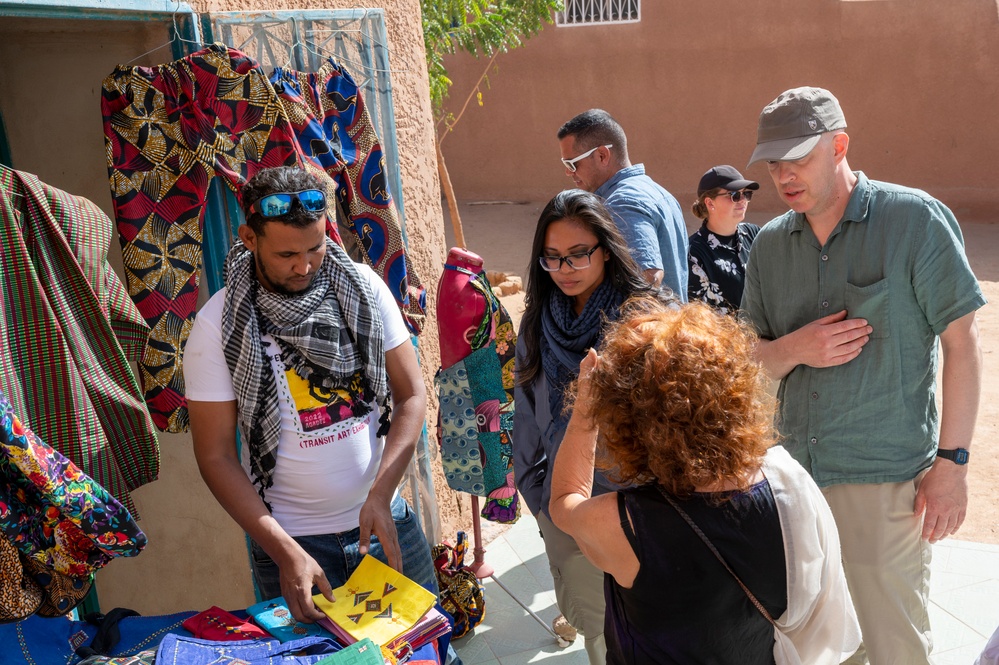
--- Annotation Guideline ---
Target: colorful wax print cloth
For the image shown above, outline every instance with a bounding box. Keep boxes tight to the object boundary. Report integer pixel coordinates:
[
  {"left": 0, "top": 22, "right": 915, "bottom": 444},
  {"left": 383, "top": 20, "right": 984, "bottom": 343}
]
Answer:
[
  {"left": 101, "top": 43, "right": 340, "bottom": 433},
  {"left": 270, "top": 59, "right": 427, "bottom": 335},
  {"left": 0, "top": 167, "right": 158, "bottom": 516},
  {"left": 0, "top": 388, "right": 146, "bottom": 576},
  {"left": 314, "top": 554, "right": 436, "bottom": 647},
  {"left": 435, "top": 260, "right": 518, "bottom": 523}
]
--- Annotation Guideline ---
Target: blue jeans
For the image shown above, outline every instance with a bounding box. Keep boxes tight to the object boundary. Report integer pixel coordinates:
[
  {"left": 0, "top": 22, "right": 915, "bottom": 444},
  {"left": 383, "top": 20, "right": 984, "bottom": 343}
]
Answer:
[{"left": 251, "top": 495, "right": 439, "bottom": 600}]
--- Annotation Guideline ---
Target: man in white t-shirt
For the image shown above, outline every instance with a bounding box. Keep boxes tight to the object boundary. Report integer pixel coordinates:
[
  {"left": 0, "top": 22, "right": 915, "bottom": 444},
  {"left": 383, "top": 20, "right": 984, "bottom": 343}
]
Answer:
[{"left": 184, "top": 166, "right": 436, "bottom": 625}]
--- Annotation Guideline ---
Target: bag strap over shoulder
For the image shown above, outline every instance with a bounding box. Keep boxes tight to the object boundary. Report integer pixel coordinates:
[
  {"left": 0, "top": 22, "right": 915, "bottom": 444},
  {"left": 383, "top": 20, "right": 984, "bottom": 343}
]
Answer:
[{"left": 657, "top": 487, "right": 776, "bottom": 626}]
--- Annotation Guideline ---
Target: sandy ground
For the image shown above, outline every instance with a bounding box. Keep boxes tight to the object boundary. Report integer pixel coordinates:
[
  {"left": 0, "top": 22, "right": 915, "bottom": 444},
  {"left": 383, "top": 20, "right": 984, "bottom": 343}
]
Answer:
[{"left": 443, "top": 200, "right": 999, "bottom": 545}]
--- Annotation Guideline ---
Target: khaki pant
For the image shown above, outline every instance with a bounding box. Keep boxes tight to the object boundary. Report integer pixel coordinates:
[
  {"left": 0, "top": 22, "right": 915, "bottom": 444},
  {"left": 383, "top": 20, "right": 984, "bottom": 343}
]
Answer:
[
  {"left": 537, "top": 512, "right": 607, "bottom": 665},
  {"left": 822, "top": 476, "right": 933, "bottom": 665}
]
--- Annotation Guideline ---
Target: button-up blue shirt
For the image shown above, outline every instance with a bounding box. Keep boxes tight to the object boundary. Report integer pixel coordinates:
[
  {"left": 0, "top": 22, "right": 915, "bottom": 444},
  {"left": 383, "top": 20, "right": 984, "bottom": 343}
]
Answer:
[{"left": 595, "top": 164, "right": 688, "bottom": 301}]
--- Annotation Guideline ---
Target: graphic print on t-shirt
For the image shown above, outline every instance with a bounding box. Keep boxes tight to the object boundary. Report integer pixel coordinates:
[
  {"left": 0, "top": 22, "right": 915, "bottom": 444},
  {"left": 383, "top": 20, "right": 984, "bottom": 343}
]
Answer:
[{"left": 285, "top": 365, "right": 374, "bottom": 433}]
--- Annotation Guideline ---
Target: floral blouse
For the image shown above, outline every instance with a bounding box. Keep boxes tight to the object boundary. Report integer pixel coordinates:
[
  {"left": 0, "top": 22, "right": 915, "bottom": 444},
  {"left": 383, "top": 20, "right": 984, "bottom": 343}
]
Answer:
[{"left": 687, "top": 222, "right": 761, "bottom": 314}]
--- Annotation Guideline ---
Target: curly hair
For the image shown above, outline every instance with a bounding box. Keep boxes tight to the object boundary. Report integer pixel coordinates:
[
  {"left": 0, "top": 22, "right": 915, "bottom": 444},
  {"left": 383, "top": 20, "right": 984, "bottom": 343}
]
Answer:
[{"left": 577, "top": 298, "right": 776, "bottom": 497}]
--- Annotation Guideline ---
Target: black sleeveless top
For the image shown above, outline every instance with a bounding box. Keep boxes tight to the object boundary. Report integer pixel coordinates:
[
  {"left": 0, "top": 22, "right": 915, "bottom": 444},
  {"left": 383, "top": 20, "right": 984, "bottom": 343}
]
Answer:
[{"left": 605, "top": 480, "right": 787, "bottom": 665}]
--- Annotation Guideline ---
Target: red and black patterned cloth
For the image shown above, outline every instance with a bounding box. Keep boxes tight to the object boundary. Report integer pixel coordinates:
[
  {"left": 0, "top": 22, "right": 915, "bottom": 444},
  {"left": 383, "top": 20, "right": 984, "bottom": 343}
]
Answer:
[
  {"left": 0, "top": 166, "right": 158, "bottom": 516},
  {"left": 102, "top": 44, "right": 426, "bottom": 433}
]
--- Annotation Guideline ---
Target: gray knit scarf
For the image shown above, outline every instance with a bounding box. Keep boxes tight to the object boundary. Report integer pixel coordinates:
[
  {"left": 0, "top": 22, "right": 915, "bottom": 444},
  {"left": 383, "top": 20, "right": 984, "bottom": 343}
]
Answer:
[{"left": 220, "top": 238, "right": 389, "bottom": 502}]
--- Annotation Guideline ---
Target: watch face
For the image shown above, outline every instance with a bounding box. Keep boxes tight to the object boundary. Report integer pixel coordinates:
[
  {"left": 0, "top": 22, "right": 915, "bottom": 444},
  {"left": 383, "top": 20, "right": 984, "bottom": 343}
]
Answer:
[{"left": 955, "top": 449, "right": 970, "bottom": 464}]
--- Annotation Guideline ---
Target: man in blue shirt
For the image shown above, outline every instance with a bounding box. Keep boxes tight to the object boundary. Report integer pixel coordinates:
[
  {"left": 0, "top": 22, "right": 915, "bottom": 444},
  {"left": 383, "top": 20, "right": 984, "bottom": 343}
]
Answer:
[{"left": 557, "top": 109, "right": 688, "bottom": 300}]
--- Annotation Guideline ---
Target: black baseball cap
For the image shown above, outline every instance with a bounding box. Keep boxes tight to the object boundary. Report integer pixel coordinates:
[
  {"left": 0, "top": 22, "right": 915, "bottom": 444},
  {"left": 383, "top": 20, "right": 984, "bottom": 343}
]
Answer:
[{"left": 697, "top": 165, "right": 760, "bottom": 196}]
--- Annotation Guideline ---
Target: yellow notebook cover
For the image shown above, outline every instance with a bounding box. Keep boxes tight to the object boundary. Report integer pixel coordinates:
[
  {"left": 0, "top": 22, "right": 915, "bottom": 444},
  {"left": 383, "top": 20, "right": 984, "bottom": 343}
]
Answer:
[{"left": 314, "top": 554, "right": 436, "bottom": 646}]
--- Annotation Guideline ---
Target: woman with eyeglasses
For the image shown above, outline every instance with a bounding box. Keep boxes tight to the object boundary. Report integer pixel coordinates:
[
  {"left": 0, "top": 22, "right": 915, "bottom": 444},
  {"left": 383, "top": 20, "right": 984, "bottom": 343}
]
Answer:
[
  {"left": 687, "top": 165, "right": 761, "bottom": 313},
  {"left": 513, "top": 189, "right": 669, "bottom": 664}
]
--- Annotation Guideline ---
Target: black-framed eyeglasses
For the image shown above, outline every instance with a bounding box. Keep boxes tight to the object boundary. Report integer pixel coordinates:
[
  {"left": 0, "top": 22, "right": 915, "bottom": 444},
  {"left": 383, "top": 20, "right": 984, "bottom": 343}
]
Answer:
[
  {"left": 718, "top": 189, "right": 754, "bottom": 202},
  {"left": 539, "top": 245, "right": 601, "bottom": 272},
  {"left": 247, "top": 189, "right": 327, "bottom": 218}
]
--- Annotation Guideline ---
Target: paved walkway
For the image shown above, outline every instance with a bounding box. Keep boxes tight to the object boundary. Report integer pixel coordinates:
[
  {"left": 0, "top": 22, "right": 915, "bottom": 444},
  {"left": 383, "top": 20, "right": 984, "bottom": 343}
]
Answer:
[{"left": 451, "top": 513, "right": 999, "bottom": 664}]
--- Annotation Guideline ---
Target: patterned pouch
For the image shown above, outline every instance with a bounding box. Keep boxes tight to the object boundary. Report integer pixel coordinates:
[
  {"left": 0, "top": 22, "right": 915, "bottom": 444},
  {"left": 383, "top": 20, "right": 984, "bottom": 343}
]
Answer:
[
  {"left": 0, "top": 536, "right": 42, "bottom": 623},
  {"left": 181, "top": 606, "right": 271, "bottom": 641},
  {"left": 19, "top": 553, "right": 92, "bottom": 618}
]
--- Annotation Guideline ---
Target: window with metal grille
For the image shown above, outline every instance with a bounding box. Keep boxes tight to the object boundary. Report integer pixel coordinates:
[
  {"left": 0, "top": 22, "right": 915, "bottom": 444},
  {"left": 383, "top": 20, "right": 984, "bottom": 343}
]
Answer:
[{"left": 555, "top": 0, "right": 640, "bottom": 26}]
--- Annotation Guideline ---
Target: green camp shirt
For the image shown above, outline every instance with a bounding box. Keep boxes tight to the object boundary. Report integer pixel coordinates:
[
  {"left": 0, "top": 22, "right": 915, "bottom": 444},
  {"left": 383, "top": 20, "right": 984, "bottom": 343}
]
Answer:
[{"left": 742, "top": 172, "right": 986, "bottom": 487}]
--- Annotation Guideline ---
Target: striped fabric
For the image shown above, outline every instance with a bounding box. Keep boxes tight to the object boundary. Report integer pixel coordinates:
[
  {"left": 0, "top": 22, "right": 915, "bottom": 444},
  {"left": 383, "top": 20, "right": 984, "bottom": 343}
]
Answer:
[{"left": 0, "top": 166, "right": 159, "bottom": 517}]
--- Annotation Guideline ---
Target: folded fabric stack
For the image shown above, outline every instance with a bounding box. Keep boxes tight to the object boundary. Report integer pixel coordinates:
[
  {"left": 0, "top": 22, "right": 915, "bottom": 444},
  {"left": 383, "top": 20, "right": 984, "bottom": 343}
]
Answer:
[{"left": 313, "top": 555, "right": 452, "bottom": 660}]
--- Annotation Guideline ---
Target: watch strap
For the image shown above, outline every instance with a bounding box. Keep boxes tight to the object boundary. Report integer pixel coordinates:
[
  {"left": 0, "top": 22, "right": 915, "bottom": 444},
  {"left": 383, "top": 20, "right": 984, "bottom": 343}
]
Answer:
[{"left": 936, "top": 448, "right": 970, "bottom": 465}]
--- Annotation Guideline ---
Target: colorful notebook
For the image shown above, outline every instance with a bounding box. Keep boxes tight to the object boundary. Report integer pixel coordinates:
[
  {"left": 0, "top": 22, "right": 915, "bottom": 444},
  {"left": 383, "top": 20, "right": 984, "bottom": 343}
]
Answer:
[
  {"left": 247, "top": 597, "right": 328, "bottom": 642},
  {"left": 313, "top": 555, "right": 436, "bottom": 647}
]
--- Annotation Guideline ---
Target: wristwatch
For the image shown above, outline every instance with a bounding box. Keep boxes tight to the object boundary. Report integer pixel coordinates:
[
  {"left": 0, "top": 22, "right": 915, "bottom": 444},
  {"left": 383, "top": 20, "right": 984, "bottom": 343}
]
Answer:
[{"left": 936, "top": 448, "right": 970, "bottom": 465}]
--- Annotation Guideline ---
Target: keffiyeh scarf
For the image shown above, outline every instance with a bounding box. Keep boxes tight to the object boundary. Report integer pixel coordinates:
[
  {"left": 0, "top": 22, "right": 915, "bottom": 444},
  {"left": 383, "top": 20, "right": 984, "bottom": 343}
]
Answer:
[
  {"left": 541, "top": 280, "right": 623, "bottom": 430},
  {"left": 221, "top": 238, "right": 389, "bottom": 500}
]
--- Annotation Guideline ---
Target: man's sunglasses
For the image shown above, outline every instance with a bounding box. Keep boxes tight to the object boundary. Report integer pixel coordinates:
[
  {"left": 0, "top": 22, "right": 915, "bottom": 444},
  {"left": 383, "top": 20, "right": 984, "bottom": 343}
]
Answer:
[
  {"left": 719, "top": 190, "right": 754, "bottom": 202},
  {"left": 561, "top": 144, "right": 613, "bottom": 173},
  {"left": 247, "top": 189, "right": 327, "bottom": 218}
]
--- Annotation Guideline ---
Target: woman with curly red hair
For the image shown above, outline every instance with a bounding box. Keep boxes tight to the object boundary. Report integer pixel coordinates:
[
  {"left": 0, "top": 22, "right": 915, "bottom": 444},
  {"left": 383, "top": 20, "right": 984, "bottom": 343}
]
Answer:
[{"left": 549, "top": 299, "right": 860, "bottom": 665}]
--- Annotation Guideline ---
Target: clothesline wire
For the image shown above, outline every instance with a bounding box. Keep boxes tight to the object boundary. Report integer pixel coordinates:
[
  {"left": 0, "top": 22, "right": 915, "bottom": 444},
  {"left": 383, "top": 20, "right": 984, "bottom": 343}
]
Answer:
[{"left": 124, "top": 1, "right": 202, "bottom": 66}]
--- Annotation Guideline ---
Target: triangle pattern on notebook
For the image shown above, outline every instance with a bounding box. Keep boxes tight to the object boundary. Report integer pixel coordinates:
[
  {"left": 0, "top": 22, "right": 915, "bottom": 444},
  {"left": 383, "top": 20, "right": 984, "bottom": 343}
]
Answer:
[{"left": 313, "top": 554, "right": 436, "bottom": 646}]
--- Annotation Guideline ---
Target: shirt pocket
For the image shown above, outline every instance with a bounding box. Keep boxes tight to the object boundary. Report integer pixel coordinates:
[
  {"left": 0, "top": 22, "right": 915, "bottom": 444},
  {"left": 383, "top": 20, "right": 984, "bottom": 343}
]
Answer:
[{"left": 845, "top": 278, "right": 891, "bottom": 339}]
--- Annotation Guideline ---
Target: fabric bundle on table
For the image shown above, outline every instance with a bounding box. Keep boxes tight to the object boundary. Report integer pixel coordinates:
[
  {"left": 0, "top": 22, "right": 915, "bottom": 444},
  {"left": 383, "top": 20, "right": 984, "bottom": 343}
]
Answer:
[
  {"left": 0, "top": 166, "right": 158, "bottom": 516},
  {"left": 101, "top": 43, "right": 426, "bottom": 433}
]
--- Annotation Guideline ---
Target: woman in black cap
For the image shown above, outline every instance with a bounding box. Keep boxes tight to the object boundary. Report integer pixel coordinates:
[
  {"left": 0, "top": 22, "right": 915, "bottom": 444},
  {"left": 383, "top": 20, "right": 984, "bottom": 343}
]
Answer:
[{"left": 687, "top": 165, "right": 760, "bottom": 313}]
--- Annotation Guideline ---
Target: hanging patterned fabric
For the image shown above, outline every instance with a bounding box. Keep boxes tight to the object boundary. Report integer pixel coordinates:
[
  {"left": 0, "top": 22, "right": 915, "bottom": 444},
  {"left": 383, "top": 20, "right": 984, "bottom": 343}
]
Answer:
[
  {"left": 0, "top": 388, "right": 146, "bottom": 576},
  {"left": 0, "top": 166, "right": 158, "bottom": 517},
  {"left": 101, "top": 43, "right": 340, "bottom": 433},
  {"left": 434, "top": 249, "right": 519, "bottom": 524},
  {"left": 270, "top": 59, "right": 427, "bottom": 335}
]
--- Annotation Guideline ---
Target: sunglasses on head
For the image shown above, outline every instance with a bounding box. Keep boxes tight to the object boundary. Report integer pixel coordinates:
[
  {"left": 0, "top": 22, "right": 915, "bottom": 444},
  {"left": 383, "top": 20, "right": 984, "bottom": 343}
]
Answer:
[
  {"left": 247, "top": 189, "right": 327, "bottom": 218},
  {"left": 561, "top": 144, "right": 613, "bottom": 173}
]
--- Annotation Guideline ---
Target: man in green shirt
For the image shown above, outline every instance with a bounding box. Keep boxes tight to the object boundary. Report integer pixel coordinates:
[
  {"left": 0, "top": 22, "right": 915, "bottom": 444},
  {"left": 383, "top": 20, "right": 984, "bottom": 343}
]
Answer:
[{"left": 742, "top": 87, "right": 985, "bottom": 665}]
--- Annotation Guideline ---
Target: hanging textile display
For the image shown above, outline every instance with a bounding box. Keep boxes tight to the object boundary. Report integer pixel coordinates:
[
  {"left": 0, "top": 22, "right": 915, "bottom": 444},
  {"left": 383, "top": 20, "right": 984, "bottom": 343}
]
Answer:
[
  {"left": 103, "top": 44, "right": 424, "bottom": 433},
  {"left": 270, "top": 59, "right": 427, "bottom": 335},
  {"left": 101, "top": 43, "right": 341, "bottom": 433},
  {"left": 0, "top": 389, "right": 146, "bottom": 576},
  {"left": 435, "top": 248, "right": 519, "bottom": 524},
  {"left": 0, "top": 166, "right": 158, "bottom": 517}
]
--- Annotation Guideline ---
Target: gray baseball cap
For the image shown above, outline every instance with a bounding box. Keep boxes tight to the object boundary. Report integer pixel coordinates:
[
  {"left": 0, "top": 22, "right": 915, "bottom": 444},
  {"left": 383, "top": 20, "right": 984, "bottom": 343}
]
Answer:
[{"left": 747, "top": 87, "right": 847, "bottom": 167}]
